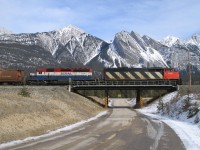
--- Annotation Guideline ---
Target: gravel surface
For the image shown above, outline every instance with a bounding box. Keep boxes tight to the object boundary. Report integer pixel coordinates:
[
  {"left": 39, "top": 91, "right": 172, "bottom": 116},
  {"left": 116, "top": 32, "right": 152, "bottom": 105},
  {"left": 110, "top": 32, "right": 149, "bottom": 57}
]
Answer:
[{"left": 0, "top": 86, "right": 105, "bottom": 143}]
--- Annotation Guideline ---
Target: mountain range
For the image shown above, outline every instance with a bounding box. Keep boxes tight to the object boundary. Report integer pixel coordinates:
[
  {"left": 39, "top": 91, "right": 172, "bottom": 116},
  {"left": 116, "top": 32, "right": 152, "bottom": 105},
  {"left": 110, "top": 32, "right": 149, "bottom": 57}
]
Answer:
[{"left": 0, "top": 25, "right": 200, "bottom": 74}]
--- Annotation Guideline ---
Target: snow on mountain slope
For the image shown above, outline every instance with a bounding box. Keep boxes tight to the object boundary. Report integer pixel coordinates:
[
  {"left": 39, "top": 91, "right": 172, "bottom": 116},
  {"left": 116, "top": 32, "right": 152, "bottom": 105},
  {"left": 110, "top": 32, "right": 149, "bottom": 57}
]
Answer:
[
  {"left": 159, "top": 34, "right": 200, "bottom": 71},
  {"left": 0, "top": 25, "right": 200, "bottom": 73},
  {"left": 0, "top": 25, "right": 103, "bottom": 68},
  {"left": 55, "top": 25, "right": 85, "bottom": 46},
  {"left": 0, "top": 27, "right": 13, "bottom": 35},
  {"left": 187, "top": 34, "right": 200, "bottom": 48},
  {"left": 1, "top": 25, "right": 169, "bottom": 70},
  {"left": 112, "top": 31, "right": 168, "bottom": 68},
  {"left": 160, "top": 36, "right": 180, "bottom": 47}
]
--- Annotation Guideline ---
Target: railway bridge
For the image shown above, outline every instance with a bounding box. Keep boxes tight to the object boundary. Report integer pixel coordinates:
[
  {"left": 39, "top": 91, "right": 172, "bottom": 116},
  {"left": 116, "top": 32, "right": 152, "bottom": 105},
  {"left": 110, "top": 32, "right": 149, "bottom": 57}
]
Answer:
[{"left": 69, "top": 80, "right": 178, "bottom": 108}]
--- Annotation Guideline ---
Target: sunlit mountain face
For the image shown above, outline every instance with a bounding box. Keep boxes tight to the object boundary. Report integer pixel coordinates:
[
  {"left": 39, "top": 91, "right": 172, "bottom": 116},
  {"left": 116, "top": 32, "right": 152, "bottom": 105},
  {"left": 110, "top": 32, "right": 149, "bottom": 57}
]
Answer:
[{"left": 0, "top": 25, "right": 200, "bottom": 76}]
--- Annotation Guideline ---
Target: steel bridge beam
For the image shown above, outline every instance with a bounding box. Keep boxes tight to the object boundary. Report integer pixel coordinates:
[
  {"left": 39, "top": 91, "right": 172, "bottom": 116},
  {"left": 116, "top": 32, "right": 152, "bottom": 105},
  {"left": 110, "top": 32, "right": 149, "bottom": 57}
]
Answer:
[
  {"left": 70, "top": 80, "right": 178, "bottom": 109},
  {"left": 71, "top": 80, "right": 178, "bottom": 91}
]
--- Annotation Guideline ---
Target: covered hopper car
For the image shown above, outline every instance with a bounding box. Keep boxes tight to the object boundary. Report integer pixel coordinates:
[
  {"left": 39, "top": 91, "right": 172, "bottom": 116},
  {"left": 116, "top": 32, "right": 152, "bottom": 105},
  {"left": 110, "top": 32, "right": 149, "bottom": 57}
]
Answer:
[{"left": 0, "top": 69, "right": 25, "bottom": 85}]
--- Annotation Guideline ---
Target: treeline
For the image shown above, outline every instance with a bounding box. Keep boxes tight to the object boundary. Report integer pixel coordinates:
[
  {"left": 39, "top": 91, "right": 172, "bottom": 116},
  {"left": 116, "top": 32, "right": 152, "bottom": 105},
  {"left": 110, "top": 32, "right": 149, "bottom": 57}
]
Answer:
[{"left": 180, "top": 72, "right": 200, "bottom": 85}]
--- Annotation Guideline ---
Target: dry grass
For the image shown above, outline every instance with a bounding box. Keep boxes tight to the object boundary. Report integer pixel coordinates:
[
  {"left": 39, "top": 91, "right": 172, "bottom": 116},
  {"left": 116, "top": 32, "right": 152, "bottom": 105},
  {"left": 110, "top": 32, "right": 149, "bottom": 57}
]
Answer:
[{"left": 0, "top": 86, "right": 105, "bottom": 143}]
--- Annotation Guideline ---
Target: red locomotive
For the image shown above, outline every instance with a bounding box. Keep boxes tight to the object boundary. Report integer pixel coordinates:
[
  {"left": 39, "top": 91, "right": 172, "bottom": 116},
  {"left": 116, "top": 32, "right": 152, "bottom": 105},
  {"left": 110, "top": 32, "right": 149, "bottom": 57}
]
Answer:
[{"left": 164, "top": 68, "right": 179, "bottom": 79}]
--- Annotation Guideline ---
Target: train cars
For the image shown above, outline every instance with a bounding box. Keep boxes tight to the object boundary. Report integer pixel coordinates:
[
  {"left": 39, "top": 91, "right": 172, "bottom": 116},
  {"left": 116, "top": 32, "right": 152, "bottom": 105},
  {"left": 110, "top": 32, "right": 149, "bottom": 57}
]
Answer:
[
  {"left": 0, "top": 67, "right": 182, "bottom": 85},
  {"left": 104, "top": 67, "right": 181, "bottom": 84},
  {"left": 27, "top": 68, "right": 93, "bottom": 84},
  {"left": 0, "top": 69, "right": 25, "bottom": 85}
]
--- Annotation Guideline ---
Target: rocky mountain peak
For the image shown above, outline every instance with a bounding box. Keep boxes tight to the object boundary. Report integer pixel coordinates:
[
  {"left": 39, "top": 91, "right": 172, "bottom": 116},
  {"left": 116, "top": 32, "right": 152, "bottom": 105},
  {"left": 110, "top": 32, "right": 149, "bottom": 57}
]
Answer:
[
  {"left": 114, "top": 31, "right": 130, "bottom": 38},
  {"left": 192, "top": 34, "right": 200, "bottom": 40},
  {"left": 112, "top": 30, "right": 168, "bottom": 68},
  {"left": 0, "top": 27, "right": 13, "bottom": 35},
  {"left": 160, "top": 35, "right": 180, "bottom": 47},
  {"left": 0, "top": 25, "right": 200, "bottom": 74},
  {"left": 57, "top": 25, "right": 85, "bottom": 36},
  {"left": 142, "top": 35, "right": 151, "bottom": 40},
  {"left": 190, "top": 34, "right": 200, "bottom": 46}
]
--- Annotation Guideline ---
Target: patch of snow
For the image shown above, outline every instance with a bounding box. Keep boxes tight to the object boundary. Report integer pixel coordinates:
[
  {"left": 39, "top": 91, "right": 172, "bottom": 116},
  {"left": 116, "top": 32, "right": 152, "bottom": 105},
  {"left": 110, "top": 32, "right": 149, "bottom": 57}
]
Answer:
[
  {"left": 57, "top": 25, "right": 85, "bottom": 35},
  {"left": 131, "top": 32, "right": 147, "bottom": 47},
  {"left": 107, "top": 47, "right": 122, "bottom": 67},
  {"left": 108, "top": 99, "right": 113, "bottom": 107},
  {"left": 139, "top": 47, "right": 168, "bottom": 67},
  {"left": 140, "top": 113, "right": 200, "bottom": 150},
  {"left": 137, "top": 92, "right": 200, "bottom": 150},
  {"left": 98, "top": 57, "right": 110, "bottom": 67},
  {"left": 126, "top": 98, "right": 136, "bottom": 107},
  {"left": 133, "top": 63, "right": 143, "bottom": 68},
  {"left": 160, "top": 36, "right": 179, "bottom": 47},
  {"left": 186, "top": 35, "right": 200, "bottom": 48},
  {"left": 0, "top": 27, "right": 13, "bottom": 35},
  {"left": 54, "top": 25, "right": 86, "bottom": 46},
  {"left": 149, "top": 48, "right": 168, "bottom": 67},
  {"left": 84, "top": 42, "right": 102, "bottom": 65},
  {"left": 143, "top": 35, "right": 151, "bottom": 40},
  {"left": 52, "top": 45, "right": 59, "bottom": 56}
]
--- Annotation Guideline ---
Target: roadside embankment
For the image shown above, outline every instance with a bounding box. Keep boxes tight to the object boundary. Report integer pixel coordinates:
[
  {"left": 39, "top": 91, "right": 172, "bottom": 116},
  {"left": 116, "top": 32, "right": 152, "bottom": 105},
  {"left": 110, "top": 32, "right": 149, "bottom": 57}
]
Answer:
[
  {"left": 140, "top": 85, "right": 200, "bottom": 125},
  {"left": 0, "top": 86, "right": 105, "bottom": 143},
  {"left": 138, "top": 85, "right": 200, "bottom": 150}
]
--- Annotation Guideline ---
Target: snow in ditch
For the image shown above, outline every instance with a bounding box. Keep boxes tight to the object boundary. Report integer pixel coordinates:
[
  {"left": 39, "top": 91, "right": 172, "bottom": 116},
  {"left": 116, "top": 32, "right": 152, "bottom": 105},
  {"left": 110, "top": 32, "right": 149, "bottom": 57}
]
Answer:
[
  {"left": 137, "top": 92, "right": 200, "bottom": 150},
  {"left": 0, "top": 111, "right": 108, "bottom": 149}
]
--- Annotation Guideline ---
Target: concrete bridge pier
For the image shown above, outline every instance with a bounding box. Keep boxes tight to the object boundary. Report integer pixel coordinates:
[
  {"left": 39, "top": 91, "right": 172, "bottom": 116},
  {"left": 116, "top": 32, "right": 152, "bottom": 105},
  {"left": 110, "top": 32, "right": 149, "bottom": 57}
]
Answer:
[
  {"left": 104, "top": 90, "right": 109, "bottom": 108},
  {"left": 135, "top": 89, "right": 143, "bottom": 108},
  {"left": 68, "top": 78, "right": 72, "bottom": 92}
]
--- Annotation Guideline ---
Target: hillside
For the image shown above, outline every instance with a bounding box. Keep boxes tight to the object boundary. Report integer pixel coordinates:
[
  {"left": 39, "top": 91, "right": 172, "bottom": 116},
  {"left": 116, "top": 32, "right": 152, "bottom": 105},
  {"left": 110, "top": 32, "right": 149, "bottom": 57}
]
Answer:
[{"left": 0, "top": 86, "right": 105, "bottom": 143}]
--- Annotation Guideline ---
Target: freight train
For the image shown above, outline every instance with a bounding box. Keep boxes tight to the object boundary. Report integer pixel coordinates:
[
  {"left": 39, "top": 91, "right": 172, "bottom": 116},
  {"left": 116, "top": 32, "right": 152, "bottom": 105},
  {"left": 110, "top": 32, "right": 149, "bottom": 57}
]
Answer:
[{"left": 0, "top": 67, "right": 181, "bottom": 85}]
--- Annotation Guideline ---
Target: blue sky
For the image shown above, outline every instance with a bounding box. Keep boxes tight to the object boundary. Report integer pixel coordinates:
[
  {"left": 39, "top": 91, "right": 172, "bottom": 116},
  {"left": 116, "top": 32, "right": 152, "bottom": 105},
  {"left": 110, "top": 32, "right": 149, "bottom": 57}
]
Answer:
[{"left": 0, "top": 0, "right": 200, "bottom": 41}]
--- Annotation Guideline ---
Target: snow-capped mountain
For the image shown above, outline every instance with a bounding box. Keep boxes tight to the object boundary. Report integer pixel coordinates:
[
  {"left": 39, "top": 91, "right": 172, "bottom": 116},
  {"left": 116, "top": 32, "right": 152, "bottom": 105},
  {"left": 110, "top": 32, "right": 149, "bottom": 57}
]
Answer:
[
  {"left": 188, "top": 34, "right": 200, "bottom": 47},
  {"left": 156, "top": 35, "right": 200, "bottom": 72},
  {"left": 160, "top": 36, "right": 180, "bottom": 47},
  {"left": 0, "top": 27, "right": 13, "bottom": 35},
  {"left": 111, "top": 31, "right": 167, "bottom": 67},
  {"left": 86, "top": 31, "right": 168, "bottom": 71},
  {"left": 0, "top": 25, "right": 199, "bottom": 74},
  {"left": 0, "top": 25, "right": 105, "bottom": 70}
]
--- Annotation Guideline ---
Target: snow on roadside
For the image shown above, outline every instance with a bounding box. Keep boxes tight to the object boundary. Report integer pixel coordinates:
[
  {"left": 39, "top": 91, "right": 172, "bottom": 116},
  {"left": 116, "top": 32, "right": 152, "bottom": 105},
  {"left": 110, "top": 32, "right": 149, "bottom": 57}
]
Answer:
[
  {"left": 138, "top": 91, "right": 178, "bottom": 114},
  {"left": 137, "top": 91, "right": 200, "bottom": 150},
  {"left": 126, "top": 98, "right": 136, "bottom": 107},
  {"left": 0, "top": 111, "right": 108, "bottom": 149}
]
